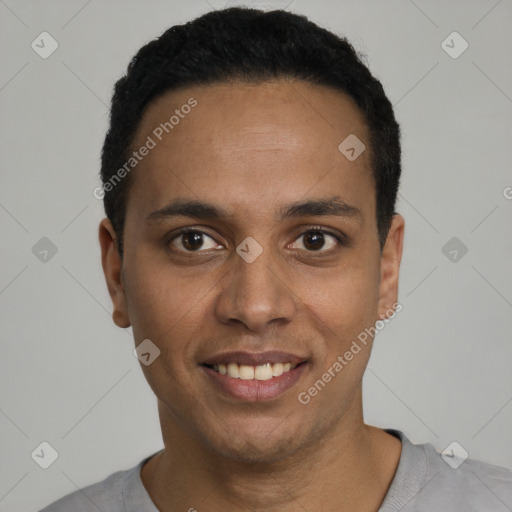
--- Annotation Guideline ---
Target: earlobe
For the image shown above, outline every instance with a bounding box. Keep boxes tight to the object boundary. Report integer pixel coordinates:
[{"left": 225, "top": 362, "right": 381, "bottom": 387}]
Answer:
[
  {"left": 98, "top": 218, "right": 131, "bottom": 328},
  {"left": 377, "top": 214, "right": 405, "bottom": 320}
]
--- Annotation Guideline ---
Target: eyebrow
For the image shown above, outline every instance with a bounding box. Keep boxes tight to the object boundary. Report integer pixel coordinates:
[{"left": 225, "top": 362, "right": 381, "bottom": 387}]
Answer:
[{"left": 146, "top": 196, "right": 362, "bottom": 224}]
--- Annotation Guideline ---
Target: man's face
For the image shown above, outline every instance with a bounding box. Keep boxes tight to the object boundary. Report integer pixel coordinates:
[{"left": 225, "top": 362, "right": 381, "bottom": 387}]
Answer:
[{"left": 101, "top": 79, "right": 403, "bottom": 462}]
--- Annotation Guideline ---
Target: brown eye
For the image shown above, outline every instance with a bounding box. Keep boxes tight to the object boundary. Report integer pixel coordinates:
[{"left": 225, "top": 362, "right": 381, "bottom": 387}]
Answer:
[
  {"left": 169, "top": 230, "right": 220, "bottom": 252},
  {"left": 303, "top": 231, "right": 325, "bottom": 250},
  {"left": 291, "top": 229, "right": 341, "bottom": 252},
  {"left": 182, "top": 231, "right": 204, "bottom": 251}
]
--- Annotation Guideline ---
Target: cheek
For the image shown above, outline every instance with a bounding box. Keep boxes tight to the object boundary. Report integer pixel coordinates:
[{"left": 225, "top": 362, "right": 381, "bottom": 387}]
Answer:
[
  {"left": 292, "top": 254, "right": 380, "bottom": 338},
  {"left": 296, "top": 262, "right": 380, "bottom": 409},
  {"left": 123, "top": 260, "right": 209, "bottom": 398},
  {"left": 122, "top": 251, "right": 207, "bottom": 346}
]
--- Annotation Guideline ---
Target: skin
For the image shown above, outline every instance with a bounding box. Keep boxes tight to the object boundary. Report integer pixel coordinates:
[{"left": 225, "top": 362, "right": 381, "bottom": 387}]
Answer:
[{"left": 100, "top": 79, "right": 405, "bottom": 511}]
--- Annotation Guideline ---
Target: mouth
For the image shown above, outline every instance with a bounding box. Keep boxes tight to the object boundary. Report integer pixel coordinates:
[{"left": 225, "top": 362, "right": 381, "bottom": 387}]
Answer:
[
  {"left": 200, "top": 351, "right": 309, "bottom": 401},
  {"left": 204, "top": 361, "right": 300, "bottom": 381}
]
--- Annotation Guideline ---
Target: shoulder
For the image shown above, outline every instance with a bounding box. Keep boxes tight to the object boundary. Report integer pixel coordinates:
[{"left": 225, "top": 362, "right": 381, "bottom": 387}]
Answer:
[
  {"left": 384, "top": 429, "right": 512, "bottom": 511},
  {"left": 422, "top": 440, "right": 512, "bottom": 509},
  {"left": 37, "top": 452, "right": 159, "bottom": 512},
  {"left": 38, "top": 468, "right": 127, "bottom": 512}
]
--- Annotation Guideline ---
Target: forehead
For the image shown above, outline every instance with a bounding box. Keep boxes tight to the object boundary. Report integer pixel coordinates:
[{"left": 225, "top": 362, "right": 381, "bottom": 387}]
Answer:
[{"left": 127, "top": 79, "right": 373, "bottom": 217}]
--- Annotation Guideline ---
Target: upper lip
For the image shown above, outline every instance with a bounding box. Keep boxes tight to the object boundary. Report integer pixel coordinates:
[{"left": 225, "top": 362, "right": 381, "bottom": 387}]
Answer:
[{"left": 202, "top": 351, "right": 307, "bottom": 367}]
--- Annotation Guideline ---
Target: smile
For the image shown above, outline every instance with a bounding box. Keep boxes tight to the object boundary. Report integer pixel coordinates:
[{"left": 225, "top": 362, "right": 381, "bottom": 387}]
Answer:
[
  {"left": 207, "top": 362, "right": 297, "bottom": 381},
  {"left": 201, "top": 352, "right": 309, "bottom": 401}
]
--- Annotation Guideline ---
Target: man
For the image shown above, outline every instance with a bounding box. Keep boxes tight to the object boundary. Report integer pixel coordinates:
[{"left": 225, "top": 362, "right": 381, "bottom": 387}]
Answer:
[{"left": 40, "top": 6, "right": 512, "bottom": 512}]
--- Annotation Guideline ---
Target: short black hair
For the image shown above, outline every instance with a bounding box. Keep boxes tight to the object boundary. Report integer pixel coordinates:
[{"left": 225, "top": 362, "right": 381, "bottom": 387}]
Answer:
[{"left": 100, "top": 7, "right": 401, "bottom": 256}]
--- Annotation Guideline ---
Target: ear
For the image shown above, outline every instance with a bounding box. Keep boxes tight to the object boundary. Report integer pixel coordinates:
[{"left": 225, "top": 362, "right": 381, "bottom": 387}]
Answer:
[
  {"left": 99, "top": 218, "right": 131, "bottom": 328},
  {"left": 377, "top": 214, "right": 405, "bottom": 319}
]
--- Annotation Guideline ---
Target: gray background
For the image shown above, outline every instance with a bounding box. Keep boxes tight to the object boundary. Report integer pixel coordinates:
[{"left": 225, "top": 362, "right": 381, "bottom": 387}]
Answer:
[{"left": 1, "top": 0, "right": 511, "bottom": 510}]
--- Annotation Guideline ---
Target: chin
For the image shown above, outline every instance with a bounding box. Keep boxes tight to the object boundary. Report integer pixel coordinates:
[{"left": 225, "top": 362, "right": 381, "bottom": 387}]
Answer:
[
  {"left": 203, "top": 419, "right": 308, "bottom": 465},
  {"left": 213, "top": 437, "right": 299, "bottom": 465}
]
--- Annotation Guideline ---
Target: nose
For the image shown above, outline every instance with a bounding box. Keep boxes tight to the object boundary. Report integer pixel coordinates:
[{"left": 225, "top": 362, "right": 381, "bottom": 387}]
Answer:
[{"left": 214, "top": 243, "right": 297, "bottom": 332}]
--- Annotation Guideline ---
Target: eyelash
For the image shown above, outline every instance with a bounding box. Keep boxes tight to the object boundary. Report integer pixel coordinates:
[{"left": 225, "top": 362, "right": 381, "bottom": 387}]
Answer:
[{"left": 167, "top": 226, "right": 347, "bottom": 254}]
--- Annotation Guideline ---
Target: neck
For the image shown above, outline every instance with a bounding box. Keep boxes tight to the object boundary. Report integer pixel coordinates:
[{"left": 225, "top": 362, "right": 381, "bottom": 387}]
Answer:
[{"left": 141, "top": 394, "right": 402, "bottom": 512}]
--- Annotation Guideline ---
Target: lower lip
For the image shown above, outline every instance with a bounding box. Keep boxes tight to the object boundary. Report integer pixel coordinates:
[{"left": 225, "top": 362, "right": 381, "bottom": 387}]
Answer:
[{"left": 201, "top": 363, "right": 308, "bottom": 402}]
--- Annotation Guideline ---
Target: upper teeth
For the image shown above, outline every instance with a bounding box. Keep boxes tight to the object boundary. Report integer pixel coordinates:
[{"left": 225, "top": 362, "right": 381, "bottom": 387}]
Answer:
[{"left": 213, "top": 362, "right": 294, "bottom": 380}]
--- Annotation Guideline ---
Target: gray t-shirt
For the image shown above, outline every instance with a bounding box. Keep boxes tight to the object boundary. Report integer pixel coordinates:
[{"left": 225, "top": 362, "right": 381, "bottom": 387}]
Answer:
[{"left": 39, "top": 428, "right": 512, "bottom": 511}]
